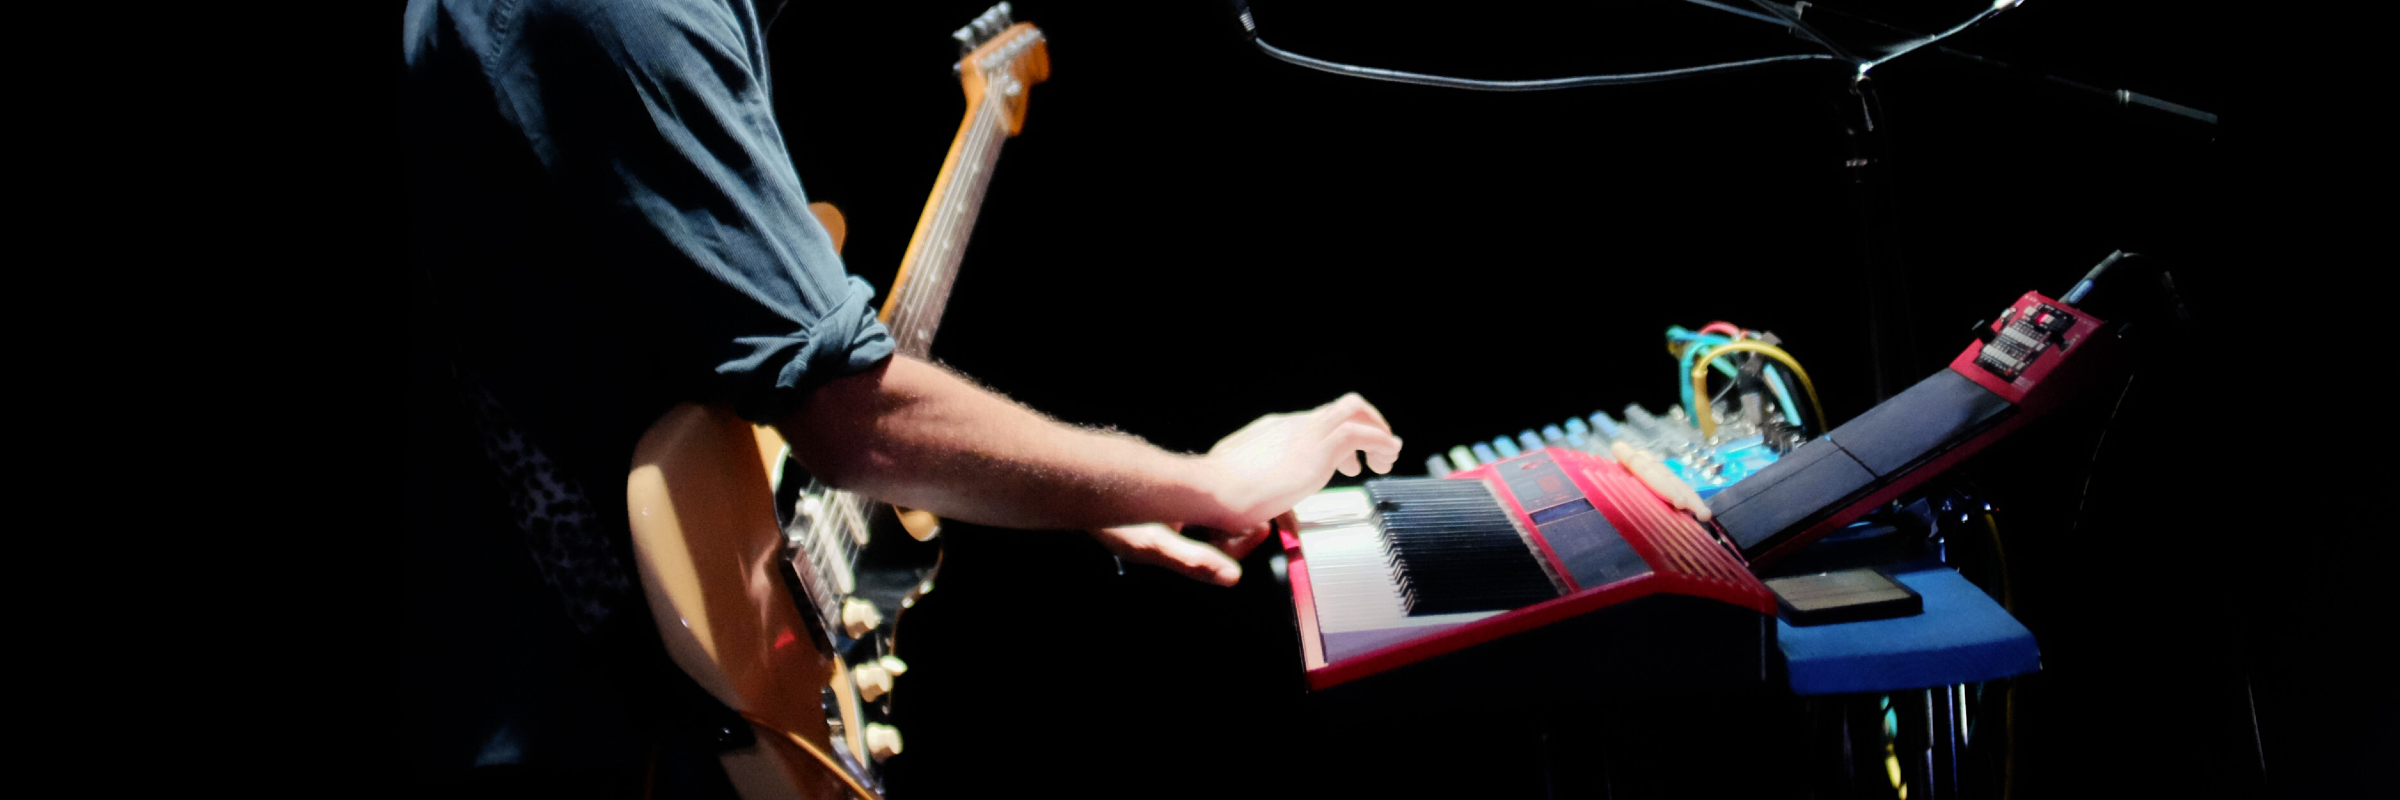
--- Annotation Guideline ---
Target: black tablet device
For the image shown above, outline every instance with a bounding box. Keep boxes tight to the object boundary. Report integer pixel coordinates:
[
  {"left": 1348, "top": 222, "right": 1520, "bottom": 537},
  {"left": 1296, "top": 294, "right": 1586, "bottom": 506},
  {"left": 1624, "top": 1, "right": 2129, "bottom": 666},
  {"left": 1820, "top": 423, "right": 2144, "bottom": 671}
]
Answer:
[{"left": 1765, "top": 568, "right": 1924, "bottom": 626}]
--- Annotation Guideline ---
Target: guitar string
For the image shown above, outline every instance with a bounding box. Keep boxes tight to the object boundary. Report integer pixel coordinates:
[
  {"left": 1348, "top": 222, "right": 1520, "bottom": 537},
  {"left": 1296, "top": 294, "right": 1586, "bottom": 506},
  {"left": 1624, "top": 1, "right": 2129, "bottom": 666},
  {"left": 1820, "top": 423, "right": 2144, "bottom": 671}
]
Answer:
[
  {"left": 894, "top": 93, "right": 1004, "bottom": 352},
  {"left": 874, "top": 96, "right": 1002, "bottom": 503},
  {"left": 891, "top": 97, "right": 988, "bottom": 348},
  {"left": 917, "top": 102, "right": 1006, "bottom": 343},
  {"left": 903, "top": 91, "right": 1001, "bottom": 341},
  {"left": 925, "top": 97, "right": 1007, "bottom": 336},
  {"left": 826, "top": 92, "right": 975, "bottom": 573},
  {"left": 754, "top": 60, "right": 1025, "bottom": 797},
  {"left": 900, "top": 89, "right": 1003, "bottom": 348},
  {"left": 898, "top": 99, "right": 983, "bottom": 342},
  {"left": 811, "top": 81, "right": 1008, "bottom": 612}
]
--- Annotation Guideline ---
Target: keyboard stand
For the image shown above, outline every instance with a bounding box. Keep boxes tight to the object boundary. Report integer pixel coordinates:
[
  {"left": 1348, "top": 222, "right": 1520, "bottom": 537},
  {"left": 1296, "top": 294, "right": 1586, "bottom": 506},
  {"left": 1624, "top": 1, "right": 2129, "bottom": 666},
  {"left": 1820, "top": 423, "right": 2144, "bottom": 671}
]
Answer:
[{"left": 1773, "top": 558, "right": 2038, "bottom": 800}]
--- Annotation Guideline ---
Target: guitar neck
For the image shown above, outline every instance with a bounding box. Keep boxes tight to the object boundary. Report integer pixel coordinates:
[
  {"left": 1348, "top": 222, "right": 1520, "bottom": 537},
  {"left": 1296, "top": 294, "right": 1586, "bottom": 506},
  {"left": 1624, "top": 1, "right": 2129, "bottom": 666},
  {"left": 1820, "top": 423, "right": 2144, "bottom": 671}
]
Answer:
[{"left": 880, "top": 94, "right": 1010, "bottom": 357}]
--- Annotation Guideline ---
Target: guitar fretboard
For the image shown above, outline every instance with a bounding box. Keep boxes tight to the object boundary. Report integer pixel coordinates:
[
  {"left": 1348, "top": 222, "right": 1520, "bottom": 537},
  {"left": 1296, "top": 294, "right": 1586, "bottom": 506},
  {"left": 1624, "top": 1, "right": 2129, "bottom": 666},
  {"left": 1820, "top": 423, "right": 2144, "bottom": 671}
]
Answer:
[
  {"left": 884, "top": 90, "right": 1009, "bottom": 357},
  {"left": 794, "top": 67, "right": 1023, "bottom": 631}
]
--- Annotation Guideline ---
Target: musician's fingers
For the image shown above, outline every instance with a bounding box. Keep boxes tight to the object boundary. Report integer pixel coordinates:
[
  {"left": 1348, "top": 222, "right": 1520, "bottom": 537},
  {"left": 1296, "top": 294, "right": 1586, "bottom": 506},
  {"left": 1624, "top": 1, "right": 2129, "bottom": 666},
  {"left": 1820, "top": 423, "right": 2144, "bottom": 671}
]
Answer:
[
  {"left": 1329, "top": 422, "right": 1402, "bottom": 477},
  {"left": 1149, "top": 532, "right": 1243, "bottom": 586},
  {"left": 1325, "top": 392, "right": 1393, "bottom": 433},
  {"left": 1335, "top": 449, "right": 1362, "bottom": 478},
  {"left": 1097, "top": 524, "right": 1242, "bottom": 586},
  {"left": 1208, "top": 522, "right": 1272, "bottom": 562},
  {"left": 1365, "top": 446, "right": 1399, "bottom": 475},
  {"left": 1314, "top": 393, "right": 1393, "bottom": 438}
]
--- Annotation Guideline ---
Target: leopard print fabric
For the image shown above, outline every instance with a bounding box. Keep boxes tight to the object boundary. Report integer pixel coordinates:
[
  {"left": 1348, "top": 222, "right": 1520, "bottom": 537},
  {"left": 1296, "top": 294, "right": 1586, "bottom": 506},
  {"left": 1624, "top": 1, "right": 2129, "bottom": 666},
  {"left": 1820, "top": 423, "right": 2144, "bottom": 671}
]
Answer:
[{"left": 462, "top": 381, "right": 634, "bottom": 634}]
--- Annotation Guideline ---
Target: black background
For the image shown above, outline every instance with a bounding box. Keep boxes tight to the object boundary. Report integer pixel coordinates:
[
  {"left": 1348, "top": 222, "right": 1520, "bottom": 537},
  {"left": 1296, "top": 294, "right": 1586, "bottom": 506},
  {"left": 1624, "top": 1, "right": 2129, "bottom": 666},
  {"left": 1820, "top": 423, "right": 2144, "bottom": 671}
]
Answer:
[
  {"left": 387, "top": 0, "right": 2385, "bottom": 796},
  {"left": 770, "top": 0, "right": 2224, "bottom": 448}
]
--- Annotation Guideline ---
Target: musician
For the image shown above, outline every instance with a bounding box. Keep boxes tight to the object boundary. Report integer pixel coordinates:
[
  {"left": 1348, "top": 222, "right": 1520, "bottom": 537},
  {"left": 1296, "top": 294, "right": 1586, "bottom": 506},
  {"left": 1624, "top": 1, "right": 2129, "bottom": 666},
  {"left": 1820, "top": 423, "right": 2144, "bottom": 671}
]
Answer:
[{"left": 404, "top": 0, "right": 1400, "bottom": 793}]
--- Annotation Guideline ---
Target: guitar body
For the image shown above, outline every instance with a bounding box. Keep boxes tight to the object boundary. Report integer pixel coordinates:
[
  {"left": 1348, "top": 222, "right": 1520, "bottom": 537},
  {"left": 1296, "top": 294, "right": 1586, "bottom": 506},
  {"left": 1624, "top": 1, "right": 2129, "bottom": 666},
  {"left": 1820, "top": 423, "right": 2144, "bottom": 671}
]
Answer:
[
  {"left": 628, "top": 406, "right": 867, "bottom": 800},
  {"left": 627, "top": 8, "right": 1049, "bottom": 799}
]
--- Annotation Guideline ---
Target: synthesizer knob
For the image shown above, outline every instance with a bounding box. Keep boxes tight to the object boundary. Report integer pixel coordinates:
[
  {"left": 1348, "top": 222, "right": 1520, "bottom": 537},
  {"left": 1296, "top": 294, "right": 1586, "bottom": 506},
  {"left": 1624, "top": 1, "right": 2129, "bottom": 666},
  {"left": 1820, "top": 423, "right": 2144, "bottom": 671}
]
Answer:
[
  {"left": 841, "top": 597, "right": 884, "bottom": 639},
  {"left": 1516, "top": 430, "right": 1544, "bottom": 454},
  {"left": 865, "top": 723, "right": 904, "bottom": 762},
  {"left": 1589, "top": 412, "right": 1624, "bottom": 441},
  {"left": 854, "top": 662, "right": 895, "bottom": 702},
  {"left": 1563, "top": 417, "right": 1595, "bottom": 450},
  {"left": 1491, "top": 437, "right": 1522, "bottom": 458},
  {"left": 1447, "top": 445, "right": 1479, "bottom": 470},
  {"left": 879, "top": 655, "right": 910, "bottom": 676},
  {"left": 1471, "top": 442, "right": 1500, "bottom": 464}
]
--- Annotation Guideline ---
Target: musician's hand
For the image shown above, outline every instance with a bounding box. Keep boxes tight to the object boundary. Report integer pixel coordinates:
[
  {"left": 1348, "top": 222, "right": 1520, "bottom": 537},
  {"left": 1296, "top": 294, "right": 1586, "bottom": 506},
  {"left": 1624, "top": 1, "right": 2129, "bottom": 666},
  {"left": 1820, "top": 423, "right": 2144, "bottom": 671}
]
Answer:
[
  {"left": 1198, "top": 393, "right": 1401, "bottom": 532},
  {"left": 1090, "top": 523, "right": 1246, "bottom": 587}
]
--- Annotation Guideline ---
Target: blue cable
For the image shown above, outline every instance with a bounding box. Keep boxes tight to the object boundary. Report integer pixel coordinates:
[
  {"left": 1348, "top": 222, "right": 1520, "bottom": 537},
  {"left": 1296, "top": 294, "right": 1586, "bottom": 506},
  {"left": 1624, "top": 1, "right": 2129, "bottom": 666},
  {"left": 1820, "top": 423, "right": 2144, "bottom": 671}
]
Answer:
[
  {"left": 1669, "top": 327, "right": 1808, "bottom": 430},
  {"left": 1762, "top": 364, "right": 1805, "bottom": 428},
  {"left": 1673, "top": 331, "right": 1738, "bottom": 422}
]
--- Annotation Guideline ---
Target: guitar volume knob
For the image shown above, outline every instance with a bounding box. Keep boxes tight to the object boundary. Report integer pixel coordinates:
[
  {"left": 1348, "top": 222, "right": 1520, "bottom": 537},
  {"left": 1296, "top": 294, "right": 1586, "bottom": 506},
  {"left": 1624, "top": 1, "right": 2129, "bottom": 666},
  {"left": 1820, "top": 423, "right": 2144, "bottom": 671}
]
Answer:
[
  {"left": 854, "top": 662, "right": 895, "bottom": 702},
  {"left": 865, "top": 723, "right": 904, "bottom": 762},
  {"left": 841, "top": 597, "right": 884, "bottom": 639}
]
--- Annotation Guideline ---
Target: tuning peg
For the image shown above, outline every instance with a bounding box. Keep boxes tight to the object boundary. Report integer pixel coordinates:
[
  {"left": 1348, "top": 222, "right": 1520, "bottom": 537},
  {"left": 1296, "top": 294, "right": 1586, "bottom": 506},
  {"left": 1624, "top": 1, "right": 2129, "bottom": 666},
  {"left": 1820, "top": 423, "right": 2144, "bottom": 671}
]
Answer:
[{"left": 954, "top": 3, "right": 1017, "bottom": 54}]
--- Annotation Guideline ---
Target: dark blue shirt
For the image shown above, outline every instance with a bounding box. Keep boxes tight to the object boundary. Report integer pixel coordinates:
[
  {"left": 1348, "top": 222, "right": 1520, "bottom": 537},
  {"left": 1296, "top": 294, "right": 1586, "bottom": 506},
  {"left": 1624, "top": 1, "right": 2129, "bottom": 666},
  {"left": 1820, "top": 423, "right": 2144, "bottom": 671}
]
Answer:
[
  {"left": 406, "top": 0, "right": 893, "bottom": 420},
  {"left": 405, "top": 0, "right": 891, "bottom": 589},
  {"left": 403, "top": 0, "right": 889, "bottom": 779}
]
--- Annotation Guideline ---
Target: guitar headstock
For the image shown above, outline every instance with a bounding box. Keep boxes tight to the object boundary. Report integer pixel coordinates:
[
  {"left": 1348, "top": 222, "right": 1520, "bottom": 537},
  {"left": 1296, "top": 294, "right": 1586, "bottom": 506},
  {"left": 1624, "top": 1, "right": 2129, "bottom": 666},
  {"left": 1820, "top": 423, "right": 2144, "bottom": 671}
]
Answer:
[{"left": 952, "top": 3, "right": 1049, "bottom": 135}]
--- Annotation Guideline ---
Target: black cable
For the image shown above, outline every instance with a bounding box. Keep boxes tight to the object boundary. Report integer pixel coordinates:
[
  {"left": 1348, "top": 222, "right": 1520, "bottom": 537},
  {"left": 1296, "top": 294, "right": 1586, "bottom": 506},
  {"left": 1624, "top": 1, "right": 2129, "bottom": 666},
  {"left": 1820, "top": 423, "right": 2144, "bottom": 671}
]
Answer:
[
  {"left": 2067, "top": 372, "right": 2137, "bottom": 537},
  {"left": 1252, "top": 38, "right": 1843, "bottom": 90},
  {"left": 1227, "top": 0, "right": 2021, "bottom": 92},
  {"left": 2062, "top": 250, "right": 2137, "bottom": 306},
  {"left": 1230, "top": 1, "right": 1842, "bottom": 91},
  {"left": 1674, "top": 0, "right": 1784, "bottom": 27},
  {"left": 1741, "top": 0, "right": 1868, "bottom": 68},
  {"left": 1758, "top": 3, "right": 2220, "bottom": 131},
  {"left": 1853, "top": 2, "right": 2015, "bottom": 73}
]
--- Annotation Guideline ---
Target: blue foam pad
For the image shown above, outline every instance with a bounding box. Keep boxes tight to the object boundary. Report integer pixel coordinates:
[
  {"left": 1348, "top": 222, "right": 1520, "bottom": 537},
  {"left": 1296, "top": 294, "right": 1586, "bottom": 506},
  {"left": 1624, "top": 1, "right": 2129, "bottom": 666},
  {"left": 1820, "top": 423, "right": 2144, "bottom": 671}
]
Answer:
[{"left": 1778, "top": 567, "right": 2039, "bottom": 695}]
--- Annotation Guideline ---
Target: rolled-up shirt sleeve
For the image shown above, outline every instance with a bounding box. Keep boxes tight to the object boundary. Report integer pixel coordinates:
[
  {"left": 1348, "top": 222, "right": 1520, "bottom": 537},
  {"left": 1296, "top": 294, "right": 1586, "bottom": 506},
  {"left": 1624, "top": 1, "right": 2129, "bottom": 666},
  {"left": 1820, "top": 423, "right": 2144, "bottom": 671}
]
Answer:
[{"left": 483, "top": 0, "right": 893, "bottom": 421}]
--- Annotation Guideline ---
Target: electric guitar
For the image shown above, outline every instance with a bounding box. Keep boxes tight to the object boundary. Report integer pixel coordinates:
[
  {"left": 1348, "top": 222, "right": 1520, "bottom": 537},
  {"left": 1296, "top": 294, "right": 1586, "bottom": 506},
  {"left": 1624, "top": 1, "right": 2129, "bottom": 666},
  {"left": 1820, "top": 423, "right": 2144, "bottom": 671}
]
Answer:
[{"left": 625, "top": 7, "right": 1048, "bottom": 798}]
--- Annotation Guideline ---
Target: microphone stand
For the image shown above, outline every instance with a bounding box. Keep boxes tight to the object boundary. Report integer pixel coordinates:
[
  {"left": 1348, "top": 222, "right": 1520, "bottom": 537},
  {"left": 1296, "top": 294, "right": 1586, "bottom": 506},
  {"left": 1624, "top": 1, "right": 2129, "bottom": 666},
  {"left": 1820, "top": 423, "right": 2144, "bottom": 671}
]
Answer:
[
  {"left": 1704, "top": 0, "right": 2216, "bottom": 403},
  {"left": 1694, "top": 5, "right": 2216, "bottom": 795},
  {"left": 1842, "top": 74, "right": 1917, "bottom": 405},
  {"left": 1227, "top": 0, "right": 2214, "bottom": 404}
]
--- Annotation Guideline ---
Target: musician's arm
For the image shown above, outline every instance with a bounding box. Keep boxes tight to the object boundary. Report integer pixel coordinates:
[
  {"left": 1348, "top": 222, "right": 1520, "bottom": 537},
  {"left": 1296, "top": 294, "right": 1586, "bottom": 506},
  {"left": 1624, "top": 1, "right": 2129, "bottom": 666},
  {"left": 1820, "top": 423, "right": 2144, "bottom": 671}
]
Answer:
[{"left": 773, "top": 354, "right": 1401, "bottom": 541}]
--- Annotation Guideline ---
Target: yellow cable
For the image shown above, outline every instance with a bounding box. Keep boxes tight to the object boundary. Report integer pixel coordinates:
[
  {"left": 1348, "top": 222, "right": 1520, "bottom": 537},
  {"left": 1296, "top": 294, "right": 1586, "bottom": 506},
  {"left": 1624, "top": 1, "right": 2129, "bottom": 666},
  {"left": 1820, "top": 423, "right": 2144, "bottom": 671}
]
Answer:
[
  {"left": 1688, "top": 340, "right": 1828, "bottom": 438},
  {"left": 1982, "top": 512, "right": 2013, "bottom": 612},
  {"left": 740, "top": 712, "right": 879, "bottom": 800},
  {"left": 1979, "top": 511, "right": 2017, "bottom": 800}
]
